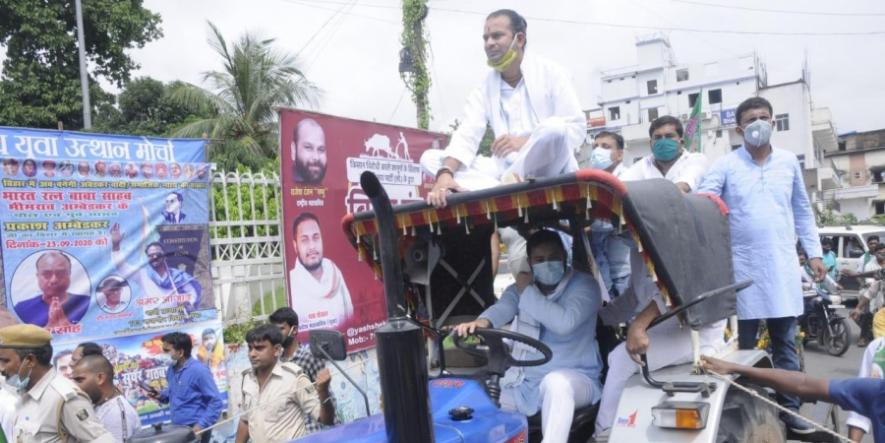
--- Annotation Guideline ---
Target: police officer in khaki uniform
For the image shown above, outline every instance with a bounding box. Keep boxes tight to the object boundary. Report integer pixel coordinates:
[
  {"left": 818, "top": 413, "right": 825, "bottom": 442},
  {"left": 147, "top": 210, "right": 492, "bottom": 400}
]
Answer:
[
  {"left": 235, "top": 324, "right": 332, "bottom": 443},
  {"left": 0, "top": 324, "right": 114, "bottom": 442}
]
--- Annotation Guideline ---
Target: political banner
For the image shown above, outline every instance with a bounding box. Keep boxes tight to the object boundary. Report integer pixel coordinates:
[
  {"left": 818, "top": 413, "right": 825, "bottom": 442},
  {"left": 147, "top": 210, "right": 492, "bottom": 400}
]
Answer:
[
  {"left": 0, "top": 126, "right": 216, "bottom": 339},
  {"left": 279, "top": 110, "right": 447, "bottom": 351},
  {"left": 52, "top": 320, "right": 228, "bottom": 426}
]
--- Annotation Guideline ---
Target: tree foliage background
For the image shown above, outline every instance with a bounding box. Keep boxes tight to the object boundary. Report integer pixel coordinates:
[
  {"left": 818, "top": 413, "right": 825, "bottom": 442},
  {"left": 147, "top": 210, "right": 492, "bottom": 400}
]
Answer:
[
  {"left": 0, "top": 0, "right": 162, "bottom": 129},
  {"left": 171, "top": 22, "right": 318, "bottom": 171}
]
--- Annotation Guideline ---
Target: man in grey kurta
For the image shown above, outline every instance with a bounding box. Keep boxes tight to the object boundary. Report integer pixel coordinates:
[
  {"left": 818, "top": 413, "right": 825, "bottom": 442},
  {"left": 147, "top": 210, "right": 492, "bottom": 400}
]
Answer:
[
  {"left": 454, "top": 230, "right": 603, "bottom": 443},
  {"left": 696, "top": 96, "right": 826, "bottom": 435}
]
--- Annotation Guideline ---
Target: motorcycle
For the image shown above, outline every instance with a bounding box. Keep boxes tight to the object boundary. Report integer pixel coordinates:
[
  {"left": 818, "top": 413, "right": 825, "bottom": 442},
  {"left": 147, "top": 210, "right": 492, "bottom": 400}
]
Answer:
[{"left": 799, "top": 288, "right": 851, "bottom": 357}]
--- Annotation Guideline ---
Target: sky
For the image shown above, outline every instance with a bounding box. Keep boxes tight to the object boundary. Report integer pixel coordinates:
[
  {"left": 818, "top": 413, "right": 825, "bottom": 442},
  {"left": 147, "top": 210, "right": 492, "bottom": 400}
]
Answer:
[{"left": 10, "top": 0, "right": 885, "bottom": 134}]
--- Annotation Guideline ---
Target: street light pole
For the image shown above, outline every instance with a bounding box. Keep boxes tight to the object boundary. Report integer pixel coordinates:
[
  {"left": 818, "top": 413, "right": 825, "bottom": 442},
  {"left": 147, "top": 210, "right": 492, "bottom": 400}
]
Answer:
[{"left": 74, "top": 0, "right": 91, "bottom": 129}]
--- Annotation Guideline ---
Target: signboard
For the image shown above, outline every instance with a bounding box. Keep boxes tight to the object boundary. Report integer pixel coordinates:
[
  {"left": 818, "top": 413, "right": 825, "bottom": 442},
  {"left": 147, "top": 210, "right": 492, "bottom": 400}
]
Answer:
[
  {"left": 720, "top": 108, "right": 737, "bottom": 126},
  {"left": 0, "top": 126, "right": 225, "bottom": 423},
  {"left": 279, "top": 110, "right": 447, "bottom": 351}
]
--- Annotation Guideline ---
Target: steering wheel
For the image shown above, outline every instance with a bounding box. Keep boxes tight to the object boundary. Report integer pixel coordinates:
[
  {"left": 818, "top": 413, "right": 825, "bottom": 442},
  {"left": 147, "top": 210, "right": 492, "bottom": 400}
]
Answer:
[{"left": 452, "top": 327, "right": 552, "bottom": 376}]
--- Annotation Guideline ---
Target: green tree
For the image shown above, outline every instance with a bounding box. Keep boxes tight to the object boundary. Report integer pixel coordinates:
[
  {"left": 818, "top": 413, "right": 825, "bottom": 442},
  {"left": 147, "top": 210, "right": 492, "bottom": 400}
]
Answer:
[
  {"left": 93, "top": 77, "right": 214, "bottom": 136},
  {"left": 0, "top": 0, "right": 162, "bottom": 129},
  {"left": 172, "top": 22, "right": 318, "bottom": 171},
  {"left": 400, "top": 0, "right": 431, "bottom": 129}
]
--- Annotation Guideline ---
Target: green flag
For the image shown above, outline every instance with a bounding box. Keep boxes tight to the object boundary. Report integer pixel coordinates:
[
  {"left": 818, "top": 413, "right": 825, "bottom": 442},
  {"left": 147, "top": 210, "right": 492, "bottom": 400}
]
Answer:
[{"left": 684, "top": 91, "right": 702, "bottom": 152}]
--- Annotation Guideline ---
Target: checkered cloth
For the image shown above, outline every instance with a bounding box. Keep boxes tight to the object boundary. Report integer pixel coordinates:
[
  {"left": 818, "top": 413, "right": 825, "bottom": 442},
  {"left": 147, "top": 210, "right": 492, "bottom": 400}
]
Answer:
[{"left": 287, "top": 345, "right": 339, "bottom": 434}]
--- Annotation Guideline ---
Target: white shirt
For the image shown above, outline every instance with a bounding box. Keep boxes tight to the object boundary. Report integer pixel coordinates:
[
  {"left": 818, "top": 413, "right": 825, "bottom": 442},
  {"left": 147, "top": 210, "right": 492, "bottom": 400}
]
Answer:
[
  {"left": 499, "top": 79, "right": 537, "bottom": 137},
  {"left": 861, "top": 260, "right": 884, "bottom": 312},
  {"left": 96, "top": 395, "right": 141, "bottom": 442},
  {"left": 289, "top": 258, "right": 354, "bottom": 330},
  {"left": 621, "top": 151, "right": 708, "bottom": 191},
  {"left": 443, "top": 53, "right": 587, "bottom": 169}
]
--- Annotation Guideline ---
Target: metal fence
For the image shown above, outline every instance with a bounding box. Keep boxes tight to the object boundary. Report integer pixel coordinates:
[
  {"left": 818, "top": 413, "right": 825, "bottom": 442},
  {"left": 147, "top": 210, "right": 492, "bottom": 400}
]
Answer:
[{"left": 209, "top": 169, "right": 287, "bottom": 325}]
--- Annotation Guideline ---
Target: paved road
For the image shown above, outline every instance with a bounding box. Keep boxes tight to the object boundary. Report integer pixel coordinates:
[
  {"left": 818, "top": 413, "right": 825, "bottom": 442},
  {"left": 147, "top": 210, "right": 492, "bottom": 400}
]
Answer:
[{"left": 790, "top": 309, "right": 873, "bottom": 443}]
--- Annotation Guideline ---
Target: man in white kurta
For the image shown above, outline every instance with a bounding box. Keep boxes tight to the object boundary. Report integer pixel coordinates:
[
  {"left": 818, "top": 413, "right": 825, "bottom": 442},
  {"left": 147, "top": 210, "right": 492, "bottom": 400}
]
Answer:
[
  {"left": 289, "top": 212, "right": 354, "bottom": 330},
  {"left": 423, "top": 10, "right": 586, "bottom": 207},
  {"left": 594, "top": 116, "right": 728, "bottom": 437},
  {"left": 620, "top": 116, "right": 708, "bottom": 192}
]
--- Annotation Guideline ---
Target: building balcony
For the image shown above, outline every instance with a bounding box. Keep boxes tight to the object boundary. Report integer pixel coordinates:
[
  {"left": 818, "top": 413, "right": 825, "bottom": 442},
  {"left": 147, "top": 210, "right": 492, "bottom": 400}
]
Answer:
[
  {"left": 812, "top": 107, "right": 838, "bottom": 154},
  {"left": 822, "top": 184, "right": 880, "bottom": 201}
]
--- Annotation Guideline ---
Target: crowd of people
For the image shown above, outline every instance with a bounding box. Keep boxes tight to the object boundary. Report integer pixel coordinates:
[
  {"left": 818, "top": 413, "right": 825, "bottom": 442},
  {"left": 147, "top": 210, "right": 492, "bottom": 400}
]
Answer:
[
  {"left": 0, "top": 6, "right": 882, "bottom": 443},
  {"left": 0, "top": 305, "right": 337, "bottom": 443},
  {"left": 434, "top": 9, "right": 882, "bottom": 443}
]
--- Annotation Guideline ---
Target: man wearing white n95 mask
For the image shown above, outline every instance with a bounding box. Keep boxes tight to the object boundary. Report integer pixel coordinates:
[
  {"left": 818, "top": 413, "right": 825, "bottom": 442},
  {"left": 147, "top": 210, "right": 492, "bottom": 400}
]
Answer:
[
  {"left": 422, "top": 9, "right": 587, "bottom": 208},
  {"left": 696, "top": 96, "right": 826, "bottom": 435}
]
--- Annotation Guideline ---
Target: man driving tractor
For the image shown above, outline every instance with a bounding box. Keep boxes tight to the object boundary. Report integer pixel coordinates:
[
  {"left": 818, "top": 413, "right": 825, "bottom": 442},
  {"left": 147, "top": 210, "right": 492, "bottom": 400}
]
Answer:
[{"left": 454, "top": 229, "right": 603, "bottom": 443}]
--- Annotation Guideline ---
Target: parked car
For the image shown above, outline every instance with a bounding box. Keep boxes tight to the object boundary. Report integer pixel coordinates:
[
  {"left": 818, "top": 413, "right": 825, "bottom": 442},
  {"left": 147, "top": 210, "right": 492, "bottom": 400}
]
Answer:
[{"left": 818, "top": 225, "right": 885, "bottom": 296}]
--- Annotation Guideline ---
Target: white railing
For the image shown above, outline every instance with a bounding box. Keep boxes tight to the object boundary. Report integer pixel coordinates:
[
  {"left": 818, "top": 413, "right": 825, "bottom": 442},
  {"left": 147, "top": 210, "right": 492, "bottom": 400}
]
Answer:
[{"left": 209, "top": 169, "right": 286, "bottom": 325}]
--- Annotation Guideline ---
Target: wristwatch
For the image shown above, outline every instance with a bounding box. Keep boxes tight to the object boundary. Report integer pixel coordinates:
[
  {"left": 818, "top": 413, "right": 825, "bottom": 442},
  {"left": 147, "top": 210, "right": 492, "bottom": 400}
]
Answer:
[{"left": 436, "top": 167, "right": 454, "bottom": 179}]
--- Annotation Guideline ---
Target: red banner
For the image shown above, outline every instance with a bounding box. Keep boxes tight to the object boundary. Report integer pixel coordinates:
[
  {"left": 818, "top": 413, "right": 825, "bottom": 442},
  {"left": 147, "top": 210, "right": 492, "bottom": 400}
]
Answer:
[{"left": 279, "top": 109, "right": 447, "bottom": 351}]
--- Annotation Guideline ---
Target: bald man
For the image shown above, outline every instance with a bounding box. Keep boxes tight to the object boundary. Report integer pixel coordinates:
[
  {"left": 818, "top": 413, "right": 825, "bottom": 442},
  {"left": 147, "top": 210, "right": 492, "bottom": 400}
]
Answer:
[
  {"left": 13, "top": 250, "right": 91, "bottom": 328},
  {"left": 72, "top": 354, "right": 141, "bottom": 442},
  {"left": 291, "top": 118, "right": 327, "bottom": 184}
]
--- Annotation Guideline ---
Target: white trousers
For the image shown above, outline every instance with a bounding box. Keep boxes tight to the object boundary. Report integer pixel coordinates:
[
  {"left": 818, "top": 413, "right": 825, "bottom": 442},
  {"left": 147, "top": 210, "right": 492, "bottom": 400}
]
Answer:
[
  {"left": 594, "top": 317, "right": 726, "bottom": 435},
  {"left": 420, "top": 117, "right": 577, "bottom": 191},
  {"left": 500, "top": 369, "right": 596, "bottom": 443}
]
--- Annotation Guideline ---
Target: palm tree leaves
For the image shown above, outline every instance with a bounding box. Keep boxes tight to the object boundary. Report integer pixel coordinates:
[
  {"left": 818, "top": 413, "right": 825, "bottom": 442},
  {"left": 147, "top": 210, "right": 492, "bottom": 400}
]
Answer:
[{"left": 172, "top": 21, "right": 319, "bottom": 170}]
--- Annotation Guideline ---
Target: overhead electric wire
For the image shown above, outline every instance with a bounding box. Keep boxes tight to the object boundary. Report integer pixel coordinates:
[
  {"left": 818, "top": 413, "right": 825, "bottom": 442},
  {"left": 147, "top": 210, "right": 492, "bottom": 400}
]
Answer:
[
  {"left": 281, "top": 0, "right": 885, "bottom": 36},
  {"left": 670, "top": 0, "right": 885, "bottom": 17},
  {"left": 280, "top": 0, "right": 397, "bottom": 27}
]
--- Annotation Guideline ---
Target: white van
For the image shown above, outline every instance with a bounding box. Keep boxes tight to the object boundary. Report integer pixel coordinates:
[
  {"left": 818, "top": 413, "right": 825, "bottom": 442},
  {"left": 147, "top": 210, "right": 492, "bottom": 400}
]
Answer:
[{"left": 818, "top": 225, "right": 885, "bottom": 294}]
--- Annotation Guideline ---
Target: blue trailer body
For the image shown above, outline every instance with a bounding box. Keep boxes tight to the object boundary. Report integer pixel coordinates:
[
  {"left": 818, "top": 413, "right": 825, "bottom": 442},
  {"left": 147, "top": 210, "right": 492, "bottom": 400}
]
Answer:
[{"left": 293, "top": 378, "right": 527, "bottom": 443}]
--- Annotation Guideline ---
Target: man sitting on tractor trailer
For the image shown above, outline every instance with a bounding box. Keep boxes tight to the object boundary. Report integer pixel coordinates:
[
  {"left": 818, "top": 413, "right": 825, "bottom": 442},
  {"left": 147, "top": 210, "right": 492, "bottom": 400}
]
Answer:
[
  {"left": 454, "top": 230, "right": 604, "bottom": 443},
  {"left": 423, "top": 9, "right": 587, "bottom": 208},
  {"left": 593, "top": 115, "right": 728, "bottom": 438}
]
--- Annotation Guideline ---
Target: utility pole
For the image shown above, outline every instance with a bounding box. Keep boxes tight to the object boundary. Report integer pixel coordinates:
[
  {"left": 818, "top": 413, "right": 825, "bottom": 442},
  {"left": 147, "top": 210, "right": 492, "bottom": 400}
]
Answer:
[
  {"left": 399, "top": 0, "right": 430, "bottom": 129},
  {"left": 74, "top": 0, "right": 92, "bottom": 129}
]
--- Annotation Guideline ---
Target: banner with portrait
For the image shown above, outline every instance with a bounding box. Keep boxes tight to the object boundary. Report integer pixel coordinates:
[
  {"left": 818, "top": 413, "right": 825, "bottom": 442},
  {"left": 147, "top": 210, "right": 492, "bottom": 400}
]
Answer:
[
  {"left": 279, "top": 110, "right": 447, "bottom": 351},
  {"left": 0, "top": 126, "right": 216, "bottom": 339}
]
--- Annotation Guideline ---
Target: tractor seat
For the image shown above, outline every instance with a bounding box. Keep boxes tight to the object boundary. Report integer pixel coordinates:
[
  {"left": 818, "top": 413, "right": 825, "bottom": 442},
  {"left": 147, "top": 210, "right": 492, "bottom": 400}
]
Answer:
[{"left": 526, "top": 402, "right": 599, "bottom": 443}]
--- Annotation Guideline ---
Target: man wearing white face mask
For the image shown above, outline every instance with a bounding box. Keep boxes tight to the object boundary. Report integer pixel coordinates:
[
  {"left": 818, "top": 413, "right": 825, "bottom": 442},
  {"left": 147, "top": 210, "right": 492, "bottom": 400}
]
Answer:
[
  {"left": 696, "top": 96, "right": 826, "bottom": 435},
  {"left": 423, "top": 9, "right": 587, "bottom": 208},
  {"left": 454, "top": 230, "right": 603, "bottom": 443}
]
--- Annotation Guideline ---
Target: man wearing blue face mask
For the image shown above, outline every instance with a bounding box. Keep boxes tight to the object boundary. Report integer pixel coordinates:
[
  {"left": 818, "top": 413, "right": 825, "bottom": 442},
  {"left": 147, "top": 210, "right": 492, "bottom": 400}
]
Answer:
[
  {"left": 696, "top": 96, "right": 826, "bottom": 436},
  {"left": 454, "top": 230, "right": 603, "bottom": 443},
  {"left": 589, "top": 132, "right": 631, "bottom": 299},
  {"left": 621, "top": 115, "right": 709, "bottom": 193},
  {"left": 423, "top": 9, "right": 587, "bottom": 208}
]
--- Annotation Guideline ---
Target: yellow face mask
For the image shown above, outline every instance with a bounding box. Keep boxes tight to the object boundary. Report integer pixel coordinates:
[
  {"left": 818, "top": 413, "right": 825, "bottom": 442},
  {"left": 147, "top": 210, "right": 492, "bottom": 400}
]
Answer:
[{"left": 487, "top": 33, "right": 521, "bottom": 72}]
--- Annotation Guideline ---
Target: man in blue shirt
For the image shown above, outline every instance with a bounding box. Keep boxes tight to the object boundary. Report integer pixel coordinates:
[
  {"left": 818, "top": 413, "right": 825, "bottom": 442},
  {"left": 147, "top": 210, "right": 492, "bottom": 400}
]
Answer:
[
  {"left": 696, "top": 96, "right": 827, "bottom": 435},
  {"left": 148, "top": 332, "right": 224, "bottom": 442},
  {"left": 454, "top": 230, "right": 603, "bottom": 443},
  {"left": 701, "top": 355, "right": 885, "bottom": 443},
  {"left": 821, "top": 238, "right": 839, "bottom": 281}
]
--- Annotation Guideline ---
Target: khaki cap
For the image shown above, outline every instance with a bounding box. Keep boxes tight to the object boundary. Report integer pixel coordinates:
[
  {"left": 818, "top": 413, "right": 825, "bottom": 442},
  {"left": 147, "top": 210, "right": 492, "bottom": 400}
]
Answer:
[{"left": 0, "top": 324, "right": 52, "bottom": 348}]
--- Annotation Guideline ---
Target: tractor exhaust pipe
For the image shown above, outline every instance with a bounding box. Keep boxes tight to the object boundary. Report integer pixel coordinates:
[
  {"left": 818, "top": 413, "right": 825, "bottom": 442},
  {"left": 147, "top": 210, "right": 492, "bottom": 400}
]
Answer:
[{"left": 360, "top": 171, "right": 435, "bottom": 443}]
